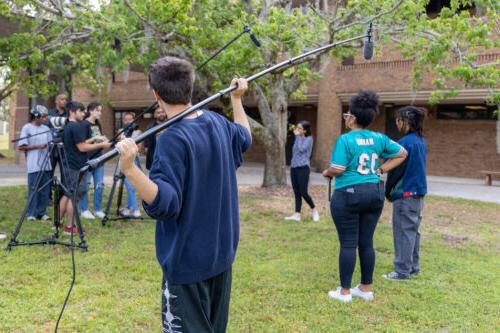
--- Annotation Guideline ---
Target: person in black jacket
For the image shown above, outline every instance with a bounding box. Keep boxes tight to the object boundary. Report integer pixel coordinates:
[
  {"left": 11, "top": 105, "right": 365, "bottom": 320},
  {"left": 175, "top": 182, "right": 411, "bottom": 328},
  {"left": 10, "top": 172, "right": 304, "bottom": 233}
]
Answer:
[{"left": 144, "top": 106, "right": 167, "bottom": 170}]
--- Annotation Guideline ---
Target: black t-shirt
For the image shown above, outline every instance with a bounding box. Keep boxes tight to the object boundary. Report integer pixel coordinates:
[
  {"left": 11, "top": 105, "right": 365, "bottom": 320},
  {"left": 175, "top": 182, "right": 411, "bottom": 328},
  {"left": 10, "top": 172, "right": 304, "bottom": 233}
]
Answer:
[
  {"left": 63, "top": 120, "right": 90, "bottom": 170},
  {"left": 83, "top": 119, "right": 103, "bottom": 160}
]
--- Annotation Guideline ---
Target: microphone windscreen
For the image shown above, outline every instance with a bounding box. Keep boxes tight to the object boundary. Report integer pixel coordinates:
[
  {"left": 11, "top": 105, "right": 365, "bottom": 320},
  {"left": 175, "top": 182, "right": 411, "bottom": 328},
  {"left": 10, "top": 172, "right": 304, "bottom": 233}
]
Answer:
[
  {"left": 249, "top": 33, "right": 261, "bottom": 47},
  {"left": 363, "top": 40, "right": 374, "bottom": 61}
]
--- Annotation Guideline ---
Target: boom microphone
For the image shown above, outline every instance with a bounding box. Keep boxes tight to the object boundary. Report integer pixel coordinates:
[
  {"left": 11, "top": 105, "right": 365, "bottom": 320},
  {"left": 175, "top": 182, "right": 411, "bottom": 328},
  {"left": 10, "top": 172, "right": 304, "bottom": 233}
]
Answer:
[
  {"left": 248, "top": 31, "right": 261, "bottom": 47},
  {"left": 243, "top": 25, "right": 261, "bottom": 47},
  {"left": 363, "top": 23, "right": 374, "bottom": 61}
]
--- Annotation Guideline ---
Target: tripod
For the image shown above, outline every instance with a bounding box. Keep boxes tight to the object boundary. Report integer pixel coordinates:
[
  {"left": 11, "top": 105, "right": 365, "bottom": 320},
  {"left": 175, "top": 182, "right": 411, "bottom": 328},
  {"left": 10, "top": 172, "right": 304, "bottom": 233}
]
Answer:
[
  {"left": 6, "top": 140, "right": 88, "bottom": 251},
  {"left": 101, "top": 158, "right": 148, "bottom": 226}
]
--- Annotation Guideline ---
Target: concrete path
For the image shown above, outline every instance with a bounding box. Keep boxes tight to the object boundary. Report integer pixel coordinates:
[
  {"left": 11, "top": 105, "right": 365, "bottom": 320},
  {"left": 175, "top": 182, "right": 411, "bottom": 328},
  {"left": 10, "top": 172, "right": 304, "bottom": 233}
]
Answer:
[{"left": 1, "top": 162, "right": 499, "bottom": 204}]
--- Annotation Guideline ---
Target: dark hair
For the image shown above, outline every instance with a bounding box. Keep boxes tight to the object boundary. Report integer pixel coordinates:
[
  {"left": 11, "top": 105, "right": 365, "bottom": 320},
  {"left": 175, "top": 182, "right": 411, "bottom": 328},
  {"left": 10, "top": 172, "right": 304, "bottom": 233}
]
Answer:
[
  {"left": 349, "top": 90, "right": 379, "bottom": 128},
  {"left": 85, "top": 101, "right": 103, "bottom": 133},
  {"left": 87, "top": 101, "right": 101, "bottom": 113},
  {"left": 396, "top": 106, "right": 425, "bottom": 136},
  {"left": 148, "top": 56, "right": 195, "bottom": 105},
  {"left": 66, "top": 101, "right": 85, "bottom": 113},
  {"left": 298, "top": 120, "right": 312, "bottom": 137}
]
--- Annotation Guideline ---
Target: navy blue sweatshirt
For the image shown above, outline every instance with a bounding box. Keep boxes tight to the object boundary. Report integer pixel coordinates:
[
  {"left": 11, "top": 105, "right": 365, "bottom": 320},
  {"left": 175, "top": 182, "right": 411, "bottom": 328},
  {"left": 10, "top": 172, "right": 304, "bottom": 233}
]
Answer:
[
  {"left": 386, "top": 133, "right": 427, "bottom": 201},
  {"left": 143, "top": 110, "right": 252, "bottom": 284}
]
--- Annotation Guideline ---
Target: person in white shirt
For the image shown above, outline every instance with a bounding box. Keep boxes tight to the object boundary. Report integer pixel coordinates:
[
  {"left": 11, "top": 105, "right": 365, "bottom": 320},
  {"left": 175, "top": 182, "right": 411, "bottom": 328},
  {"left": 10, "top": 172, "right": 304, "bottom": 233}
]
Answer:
[{"left": 18, "top": 105, "right": 53, "bottom": 221}]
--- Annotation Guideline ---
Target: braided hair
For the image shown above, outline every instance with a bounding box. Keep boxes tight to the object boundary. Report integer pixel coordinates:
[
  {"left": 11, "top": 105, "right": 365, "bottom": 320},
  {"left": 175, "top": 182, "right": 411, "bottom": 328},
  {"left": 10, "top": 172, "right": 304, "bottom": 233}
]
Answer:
[{"left": 396, "top": 106, "right": 425, "bottom": 136}]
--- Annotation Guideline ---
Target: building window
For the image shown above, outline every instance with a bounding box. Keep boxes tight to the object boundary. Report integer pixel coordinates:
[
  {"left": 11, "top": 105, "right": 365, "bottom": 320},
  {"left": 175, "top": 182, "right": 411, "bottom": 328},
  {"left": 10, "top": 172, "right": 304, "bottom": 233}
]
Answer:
[{"left": 436, "top": 104, "right": 497, "bottom": 120}]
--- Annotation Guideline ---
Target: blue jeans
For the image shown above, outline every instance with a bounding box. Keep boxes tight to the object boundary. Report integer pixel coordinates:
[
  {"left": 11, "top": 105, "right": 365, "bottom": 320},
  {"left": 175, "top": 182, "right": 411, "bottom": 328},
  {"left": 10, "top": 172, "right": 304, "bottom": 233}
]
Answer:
[
  {"left": 80, "top": 166, "right": 105, "bottom": 212},
  {"left": 330, "top": 182, "right": 384, "bottom": 288},
  {"left": 123, "top": 157, "right": 141, "bottom": 210},
  {"left": 27, "top": 171, "right": 51, "bottom": 217}
]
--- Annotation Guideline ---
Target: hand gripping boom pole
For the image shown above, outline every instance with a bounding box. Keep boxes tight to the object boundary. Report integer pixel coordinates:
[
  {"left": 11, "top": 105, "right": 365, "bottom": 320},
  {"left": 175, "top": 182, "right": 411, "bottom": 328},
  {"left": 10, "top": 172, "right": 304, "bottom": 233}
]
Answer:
[{"left": 84, "top": 32, "right": 370, "bottom": 173}]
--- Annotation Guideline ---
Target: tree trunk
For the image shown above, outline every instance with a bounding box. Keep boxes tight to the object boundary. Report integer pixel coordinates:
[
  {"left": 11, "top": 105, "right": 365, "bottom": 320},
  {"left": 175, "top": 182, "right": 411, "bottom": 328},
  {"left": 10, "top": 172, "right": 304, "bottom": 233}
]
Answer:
[
  {"left": 261, "top": 83, "right": 289, "bottom": 187},
  {"left": 262, "top": 133, "right": 287, "bottom": 186}
]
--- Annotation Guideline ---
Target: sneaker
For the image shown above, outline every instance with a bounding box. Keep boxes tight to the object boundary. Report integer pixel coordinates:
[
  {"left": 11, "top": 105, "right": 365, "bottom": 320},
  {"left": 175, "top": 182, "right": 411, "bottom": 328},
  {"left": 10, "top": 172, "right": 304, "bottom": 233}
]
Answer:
[
  {"left": 64, "top": 226, "right": 81, "bottom": 236},
  {"left": 81, "top": 210, "right": 95, "bottom": 219},
  {"left": 132, "top": 209, "right": 141, "bottom": 218},
  {"left": 327, "top": 287, "right": 352, "bottom": 303},
  {"left": 0, "top": 234, "right": 6, "bottom": 241},
  {"left": 410, "top": 269, "right": 420, "bottom": 277},
  {"left": 284, "top": 213, "right": 301, "bottom": 222},
  {"left": 27, "top": 216, "right": 36, "bottom": 221},
  {"left": 312, "top": 209, "right": 320, "bottom": 222},
  {"left": 39, "top": 214, "right": 51, "bottom": 221},
  {"left": 382, "top": 271, "right": 409, "bottom": 280},
  {"left": 94, "top": 211, "right": 106, "bottom": 219},
  {"left": 350, "top": 285, "right": 374, "bottom": 301},
  {"left": 120, "top": 208, "right": 130, "bottom": 217}
]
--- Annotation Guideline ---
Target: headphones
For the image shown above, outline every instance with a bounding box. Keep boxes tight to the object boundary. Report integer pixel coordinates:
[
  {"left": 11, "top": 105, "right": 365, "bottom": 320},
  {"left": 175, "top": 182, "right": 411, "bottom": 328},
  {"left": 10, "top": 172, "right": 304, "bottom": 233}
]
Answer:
[{"left": 30, "top": 105, "right": 48, "bottom": 120}]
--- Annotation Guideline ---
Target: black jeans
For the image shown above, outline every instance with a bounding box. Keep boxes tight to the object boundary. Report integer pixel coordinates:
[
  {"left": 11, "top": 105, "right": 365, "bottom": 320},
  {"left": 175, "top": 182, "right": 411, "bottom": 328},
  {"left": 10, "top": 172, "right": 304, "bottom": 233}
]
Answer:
[
  {"left": 162, "top": 268, "right": 232, "bottom": 333},
  {"left": 330, "top": 182, "right": 384, "bottom": 289},
  {"left": 290, "top": 166, "right": 315, "bottom": 213}
]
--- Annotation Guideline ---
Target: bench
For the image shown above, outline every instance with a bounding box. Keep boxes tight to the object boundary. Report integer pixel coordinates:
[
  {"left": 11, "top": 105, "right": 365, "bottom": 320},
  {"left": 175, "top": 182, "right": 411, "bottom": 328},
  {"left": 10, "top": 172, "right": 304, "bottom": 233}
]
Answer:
[{"left": 480, "top": 170, "right": 500, "bottom": 186}]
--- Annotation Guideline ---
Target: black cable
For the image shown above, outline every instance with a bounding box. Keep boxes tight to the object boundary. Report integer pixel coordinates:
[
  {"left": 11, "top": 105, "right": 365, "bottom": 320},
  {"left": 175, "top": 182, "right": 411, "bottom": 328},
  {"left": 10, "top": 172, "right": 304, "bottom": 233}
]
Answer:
[{"left": 54, "top": 172, "right": 82, "bottom": 332}]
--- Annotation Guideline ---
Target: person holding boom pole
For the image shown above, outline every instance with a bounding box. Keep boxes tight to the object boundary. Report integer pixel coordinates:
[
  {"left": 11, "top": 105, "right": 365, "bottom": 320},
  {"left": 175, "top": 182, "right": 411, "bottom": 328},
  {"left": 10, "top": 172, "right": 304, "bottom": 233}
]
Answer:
[{"left": 116, "top": 56, "right": 252, "bottom": 332}]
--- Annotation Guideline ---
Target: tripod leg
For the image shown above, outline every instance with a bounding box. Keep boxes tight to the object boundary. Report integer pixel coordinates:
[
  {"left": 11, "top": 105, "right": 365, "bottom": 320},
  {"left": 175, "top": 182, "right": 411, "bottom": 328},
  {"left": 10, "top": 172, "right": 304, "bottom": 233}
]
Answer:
[
  {"left": 7, "top": 144, "right": 54, "bottom": 249},
  {"left": 102, "top": 172, "right": 121, "bottom": 226},
  {"left": 116, "top": 173, "right": 125, "bottom": 217}
]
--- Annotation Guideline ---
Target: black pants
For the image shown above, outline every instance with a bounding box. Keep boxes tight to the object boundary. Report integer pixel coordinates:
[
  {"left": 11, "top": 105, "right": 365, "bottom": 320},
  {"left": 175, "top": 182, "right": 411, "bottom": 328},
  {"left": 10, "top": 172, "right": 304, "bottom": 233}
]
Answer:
[
  {"left": 290, "top": 166, "right": 315, "bottom": 213},
  {"left": 330, "top": 182, "right": 384, "bottom": 289},
  {"left": 162, "top": 268, "right": 232, "bottom": 333}
]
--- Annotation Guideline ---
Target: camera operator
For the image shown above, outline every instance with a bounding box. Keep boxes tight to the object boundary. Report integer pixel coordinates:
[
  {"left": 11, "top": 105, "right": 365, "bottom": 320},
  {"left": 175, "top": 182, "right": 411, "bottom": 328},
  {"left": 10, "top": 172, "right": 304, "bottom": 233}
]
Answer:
[
  {"left": 59, "top": 102, "right": 111, "bottom": 235},
  {"left": 118, "top": 112, "right": 143, "bottom": 217},
  {"left": 17, "top": 105, "right": 53, "bottom": 221},
  {"left": 144, "top": 106, "right": 167, "bottom": 171}
]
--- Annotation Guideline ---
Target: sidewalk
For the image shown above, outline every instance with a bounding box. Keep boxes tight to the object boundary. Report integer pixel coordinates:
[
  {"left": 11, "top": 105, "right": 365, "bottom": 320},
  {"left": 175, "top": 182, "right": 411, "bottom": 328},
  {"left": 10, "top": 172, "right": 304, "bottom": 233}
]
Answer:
[{"left": 1, "top": 162, "right": 499, "bottom": 204}]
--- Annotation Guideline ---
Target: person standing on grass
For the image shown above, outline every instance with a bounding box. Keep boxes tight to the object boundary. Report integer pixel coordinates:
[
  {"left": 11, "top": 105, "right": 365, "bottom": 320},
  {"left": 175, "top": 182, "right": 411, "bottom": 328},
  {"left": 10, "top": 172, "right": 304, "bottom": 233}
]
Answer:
[
  {"left": 144, "top": 106, "right": 167, "bottom": 171},
  {"left": 322, "top": 90, "right": 407, "bottom": 303},
  {"left": 116, "top": 56, "right": 251, "bottom": 333},
  {"left": 59, "top": 102, "right": 111, "bottom": 235},
  {"left": 80, "top": 102, "right": 109, "bottom": 220},
  {"left": 119, "top": 112, "right": 143, "bottom": 218},
  {"left": 285, "top": 120, "right": 320, "bottom": 222},
  {"left": 383, "top": 106, "right": 427, "bottom": 281},
  {"left": 18, "top": 105, "right": 53, "bottom": 221}
]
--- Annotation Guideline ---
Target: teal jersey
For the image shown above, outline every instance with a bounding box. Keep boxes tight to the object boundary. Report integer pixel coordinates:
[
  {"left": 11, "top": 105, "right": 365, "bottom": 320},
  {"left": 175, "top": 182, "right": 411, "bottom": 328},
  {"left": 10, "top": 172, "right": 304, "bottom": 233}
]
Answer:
[{"left": 330, "top": 130, "right": 404, "bottom": 189}]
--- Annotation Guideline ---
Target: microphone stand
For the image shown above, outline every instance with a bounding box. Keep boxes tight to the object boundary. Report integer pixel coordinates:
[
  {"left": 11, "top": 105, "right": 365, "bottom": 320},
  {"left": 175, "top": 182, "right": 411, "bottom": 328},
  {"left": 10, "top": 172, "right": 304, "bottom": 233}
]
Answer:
[{"left": 84, "top": 29, "right": 372, "bottom": 172}]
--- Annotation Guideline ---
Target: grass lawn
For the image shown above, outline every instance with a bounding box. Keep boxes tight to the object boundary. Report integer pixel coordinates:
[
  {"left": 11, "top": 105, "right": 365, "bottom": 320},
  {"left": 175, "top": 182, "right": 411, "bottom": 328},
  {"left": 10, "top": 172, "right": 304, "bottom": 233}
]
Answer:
[{"left": 0, "top": 185, "right": 499, "bottom": 332}]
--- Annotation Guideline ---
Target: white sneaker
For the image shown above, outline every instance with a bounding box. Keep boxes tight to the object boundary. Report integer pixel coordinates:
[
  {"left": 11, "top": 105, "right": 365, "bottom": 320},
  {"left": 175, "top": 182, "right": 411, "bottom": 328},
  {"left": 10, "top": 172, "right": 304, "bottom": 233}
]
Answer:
[
  {"left": 94, "top": 211, "right": 106, "bottom": 219},
  {"left": 312, "top": 209, "right": 320, "bottom": 222},
  {"left": 120, "top": 208, "right": 130, "bottom": 217},
  {"left": 27, "top": 216, "right": 36, "bottom": 221},
  {"left": 0, "top": 234, "right": 6, "bottom": 241},
  {"left": 132, "top": 209, "right": 141, "bottom": 218},
  {"left": 39, "top": 214, "right": 51, "bottom": 221},
  {"left": 327, "top": 287, "right": 352, "bottom": 303},
  {"left": 81, "top": 210, "right": 95, "bottom": 219},
  {"left": 350, "top": 285, "right": 374, "bottom": 301},
  {"left": 284, "top": 213, "right": 301, "bottom": 221}
]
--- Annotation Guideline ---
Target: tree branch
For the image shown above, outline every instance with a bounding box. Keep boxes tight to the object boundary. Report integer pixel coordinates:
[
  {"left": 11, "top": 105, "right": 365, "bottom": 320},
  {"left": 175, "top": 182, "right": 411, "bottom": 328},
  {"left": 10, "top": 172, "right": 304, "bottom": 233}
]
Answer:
[{"left": 334, "top": 0, "right": 404, "bottom": 32}]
